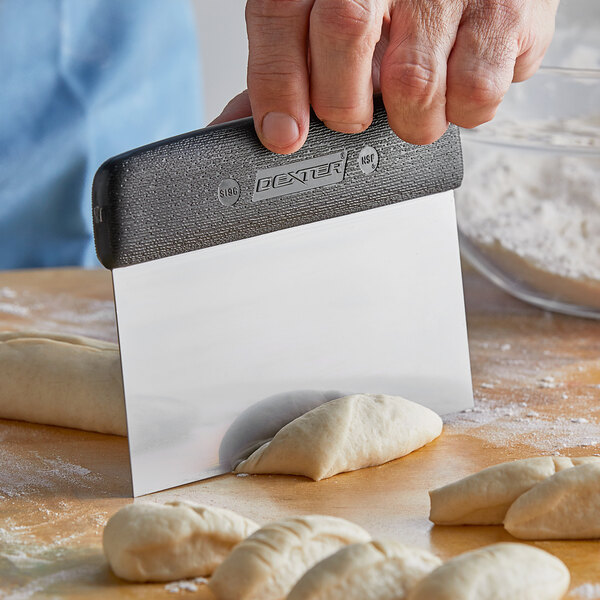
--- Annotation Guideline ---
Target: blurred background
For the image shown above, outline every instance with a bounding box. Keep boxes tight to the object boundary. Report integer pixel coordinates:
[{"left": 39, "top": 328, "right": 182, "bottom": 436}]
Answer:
[{"left": 194, "top": 0, "right": 246, "bottom": 124}]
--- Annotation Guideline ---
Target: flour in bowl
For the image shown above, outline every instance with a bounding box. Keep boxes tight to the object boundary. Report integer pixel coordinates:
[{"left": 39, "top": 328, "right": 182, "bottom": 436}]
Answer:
[{"left": 457, "top": 144, "right": 600, "bottom": 309}]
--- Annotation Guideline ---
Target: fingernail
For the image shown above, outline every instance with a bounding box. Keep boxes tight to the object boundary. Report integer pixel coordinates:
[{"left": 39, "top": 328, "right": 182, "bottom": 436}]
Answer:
[{"left": 261, "top": 112, "right": 300, "bottom": 148}]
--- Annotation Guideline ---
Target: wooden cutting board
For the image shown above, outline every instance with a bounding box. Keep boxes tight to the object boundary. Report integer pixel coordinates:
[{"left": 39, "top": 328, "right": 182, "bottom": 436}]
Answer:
[{"left": 1, "top": 267, "right": 599, "bottom": 599}]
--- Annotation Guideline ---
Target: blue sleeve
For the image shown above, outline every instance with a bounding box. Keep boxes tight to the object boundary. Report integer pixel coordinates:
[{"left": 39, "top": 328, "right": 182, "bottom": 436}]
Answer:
[{"left": 0, "top": 0, "right": 203, "bottom": 268}]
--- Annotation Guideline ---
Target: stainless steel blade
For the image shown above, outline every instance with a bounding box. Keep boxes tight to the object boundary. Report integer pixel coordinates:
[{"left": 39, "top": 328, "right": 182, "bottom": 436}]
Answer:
[{"left": 112, "top": 190, "right": 472, "bottom": 496}]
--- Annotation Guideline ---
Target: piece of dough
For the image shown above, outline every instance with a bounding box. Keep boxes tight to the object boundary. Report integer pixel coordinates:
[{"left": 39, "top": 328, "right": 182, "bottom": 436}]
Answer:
[
  {"left": 504, "top": 462, "right": 600, "bottom": 539},
  {"left": 407, "top": 543, "right": 570, "bottom": 600},
  {"left": 208, "top": 514, "right": 370, "bottom": 600},
  {"left": 219, "top": 390, "right": 344, "bottom": 469},
  {"left": 287, "top": 540, "right": 441, "bottom": 600},
  {"left": 429, "top": 456, "right": 600, "bottom": 525},
  {"left": 0, "top": 331, "right": 125, "bottom": 435},
  {"left": 235, "top": 394, "right": 442, "bottom": 481},
  {"left": 103, "top": 501, "right": 259, "bottom": 582}
]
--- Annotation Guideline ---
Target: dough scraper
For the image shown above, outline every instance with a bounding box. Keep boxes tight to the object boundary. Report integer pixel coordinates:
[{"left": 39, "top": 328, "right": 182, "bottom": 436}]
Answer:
[{"left": 92, "top": 96, "right": 473, "bottom": 496}]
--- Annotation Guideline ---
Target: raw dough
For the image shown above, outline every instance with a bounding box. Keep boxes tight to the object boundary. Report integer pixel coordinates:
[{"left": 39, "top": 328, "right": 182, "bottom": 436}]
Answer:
[
  {"left": 103, "top": 501, "right": 258, "bottom": 582},
  {"left": 219, "top": 390, "right": 344, "bottom": 469},
  {"left": 429, "top": 456, "right": 600, "bottom": 525},
  {"left": 287, "top": 540, "right": 441, "bottom": 600},
  {"left": 504, "top": 462, "right": 600, "bottom": 539},
  {"left": 407, "top": 543, "right": 570, "bottom": 600},
  {"left": 235, "top": 394, "right": 442, "bottom": 481},
  {"left": 0, "top": 331, "right": 125, "bottom": 435},
  {"left": 208, "top": 514, "right": 370, "bottom": 600}
]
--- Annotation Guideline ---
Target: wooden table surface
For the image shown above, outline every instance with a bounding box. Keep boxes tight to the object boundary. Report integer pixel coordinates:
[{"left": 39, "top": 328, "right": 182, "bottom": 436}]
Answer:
[{"left": 1, "top": 267, "right": 599, "bottom": 599}]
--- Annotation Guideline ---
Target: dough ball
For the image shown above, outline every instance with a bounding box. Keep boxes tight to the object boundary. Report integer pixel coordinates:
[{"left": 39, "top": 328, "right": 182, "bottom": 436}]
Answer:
[
  {"left": 429, "top": 456, "right": 600, "bottom": 525},
  {"left": 504, "top": 462, "right": 600, "bottom": 540},
  {"left": 103, "top": 501, "right": 259, "bottom": 582},
  {"left": 208, "top": 514, "right": 370, "bottom": 600},
  {"left": 407, "top": 543, "right": 570, "bottom": 600},
  {"left": 235, "top": 394, "right": 442, "bottom": 481},
  {"left": 287, "top": 540, "right": 441, "bottom": 600},
  {"left": 0, "top": 331, "right": 125, "bottom": 435}
]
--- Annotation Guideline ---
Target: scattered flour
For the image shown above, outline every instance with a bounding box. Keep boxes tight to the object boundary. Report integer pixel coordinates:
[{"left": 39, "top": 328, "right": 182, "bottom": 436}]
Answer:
[
  {"left": 42, "top": 457, "right": 92, "bottom": 478},
  {"left": 539, "top": 377, "right": 560, "bottom": 389},
  {"left": 0, "top": 287, "right": 17, "bottom": 299},
  {"left": 165, "top": 577, "right": 209, "bottom": 593},
  {"left": 1, "top": 564, "right": 98, "bottom": 600},
  {"left": 0, "top": 288, "right": 117, "bottom": 342},
  {"left": 0, "top": 448, "right": 96, "bottom": 499},
  {"left": 445, "top": 384, "right": 600, "bottom": 452},
  {"left": 0, "top": 303, "right": 29, "bottom": 317},
  {"left": 572, "top": 583, "right": 600, "bottom": 599}
]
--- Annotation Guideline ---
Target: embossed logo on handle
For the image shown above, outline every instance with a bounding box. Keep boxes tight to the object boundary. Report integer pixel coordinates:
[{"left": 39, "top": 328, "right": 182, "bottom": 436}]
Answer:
[{"left": 252, "top": 151, "right": 347, "bottom": 202}]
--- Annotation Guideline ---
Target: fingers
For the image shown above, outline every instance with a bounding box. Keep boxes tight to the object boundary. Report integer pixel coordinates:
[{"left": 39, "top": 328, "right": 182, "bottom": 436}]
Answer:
[
  {"left": 512, "top": 49, "right": 545, "bottom": 83},
  {"left": 209, "top": 90, "right": 252, "bottom": 126},
  {"left": 244, "top": 0, "right": 558, "bottom": 153},
  {"left": 308, "top": 0, "right": 383, "bottom": 133},
  {"left": 246, "top": 0, "right": 314, "bottom": 154},
  {"left": 446, "top": 0, "right": 523, "bottom": 129},
  {"left": 512, "top": 0, "right": 559, "bottom": 82},
  {"left": 381, "top": 0, "right": 557, "bottom": 142},
  {"left": 380, "top": 1, "right": 461, "bottom": 145}
]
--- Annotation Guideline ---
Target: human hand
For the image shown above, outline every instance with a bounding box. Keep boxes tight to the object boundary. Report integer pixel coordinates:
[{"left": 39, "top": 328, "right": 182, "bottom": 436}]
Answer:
[{"left": 212, "top": 0, "right": 559, "bottom": 153}]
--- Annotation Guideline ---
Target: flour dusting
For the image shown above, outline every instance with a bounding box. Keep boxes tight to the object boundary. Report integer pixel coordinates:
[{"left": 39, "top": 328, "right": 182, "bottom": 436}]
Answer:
[
  {"left": 2, "top": 564, "right": 98, "bottom": 600},
  {"left": 165, "top": 577, "right": 209, "bottom": 593},
  {"left": 0, "top": 302, "right": 30, "bottom": 317},
  {"left": 572, "top": 583, "right": 600, "bottom": 599},
  {"left": 445, "top": 373, "right": 600, "bottom": 452},
  {"left": 0, "top": 447, "right": 96, "bottom": 499}
]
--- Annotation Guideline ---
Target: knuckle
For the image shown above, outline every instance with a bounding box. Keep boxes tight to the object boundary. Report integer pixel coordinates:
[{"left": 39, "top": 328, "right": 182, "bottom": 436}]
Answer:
[
  {"left": 459, "top": 23, "right": 518, "bottom": 69},
  {"left": 468, "top": 0, "right": 524, "bottom": 58},
  {"left": 470, "top": 0, "right": 524, "bottom": 29},
  {"left": 458, "top": 71, "right": 504, "bottom": 107},
  {"left": 382, "top": 58, "right": 439, "bottom": 104},
  {"left": 312, "top": 0, "right": 378, "bottom": 42},
  {"left": 249, "top": 56, "right": 300, "bottom": 77},
  {"left": 489, "top": 0, "right": 524, "bottom": 28}
]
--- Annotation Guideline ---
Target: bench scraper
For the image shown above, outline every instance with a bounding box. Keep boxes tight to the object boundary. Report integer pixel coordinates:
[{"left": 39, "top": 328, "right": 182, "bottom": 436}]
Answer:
[{"left": 92, "top": 96, "right": 473, "bottom": 496}]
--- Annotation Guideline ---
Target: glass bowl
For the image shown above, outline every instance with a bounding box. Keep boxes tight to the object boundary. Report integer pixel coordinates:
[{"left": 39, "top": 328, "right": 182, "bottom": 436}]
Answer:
[{"left": 455, "top": 66, "right": 600, "bottom": 319}]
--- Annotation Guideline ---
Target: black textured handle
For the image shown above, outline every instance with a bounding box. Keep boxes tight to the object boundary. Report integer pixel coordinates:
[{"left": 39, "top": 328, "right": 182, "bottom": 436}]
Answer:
[{"left": 92, "top": 96, "right": 463, "bottom": 269}]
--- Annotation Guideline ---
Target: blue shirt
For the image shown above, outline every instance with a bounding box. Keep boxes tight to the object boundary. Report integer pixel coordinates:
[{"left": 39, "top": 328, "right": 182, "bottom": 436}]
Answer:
[{"left": 0, "top": 0, "right": 202, "bottom": 268}]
